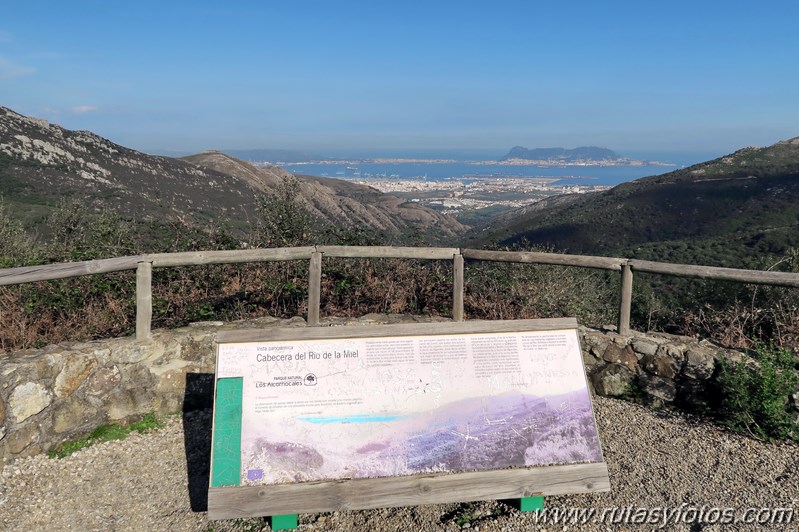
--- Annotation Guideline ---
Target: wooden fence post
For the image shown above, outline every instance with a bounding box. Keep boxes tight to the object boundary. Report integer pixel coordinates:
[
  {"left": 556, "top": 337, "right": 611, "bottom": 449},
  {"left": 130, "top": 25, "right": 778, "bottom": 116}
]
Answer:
[
  {"left": 618, "top": 263, "right": 633, "bottom": 335},
  {"left": 453, "top": 253, "right": 464, "bottom": 322},
  {"left": 136, "top": 261, "right": 153, "bottom": 340},
  {"left": 307, "top": 251, "right": 322, "bottom": 326}
]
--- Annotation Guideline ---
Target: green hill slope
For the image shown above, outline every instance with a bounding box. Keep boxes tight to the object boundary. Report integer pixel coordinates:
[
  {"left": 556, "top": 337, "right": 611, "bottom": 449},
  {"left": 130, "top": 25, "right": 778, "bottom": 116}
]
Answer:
[{"left": 470, "top": 138, "right": 799, "bottom": 266}]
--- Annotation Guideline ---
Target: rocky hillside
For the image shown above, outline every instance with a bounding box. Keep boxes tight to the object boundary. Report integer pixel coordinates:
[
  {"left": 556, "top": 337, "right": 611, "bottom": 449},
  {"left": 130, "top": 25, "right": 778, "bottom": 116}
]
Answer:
[
  {"left": 0, "top": 107, "right": 257, "bottom": 228},
  {"left": 183, "top": 151, "right": 468, "bottom": 238},
  {"left": 0, "top": 106, "right": 466, "bottom": 240},
  {"left": 471, "top": 137, "right": 799, "bottom": 266}
]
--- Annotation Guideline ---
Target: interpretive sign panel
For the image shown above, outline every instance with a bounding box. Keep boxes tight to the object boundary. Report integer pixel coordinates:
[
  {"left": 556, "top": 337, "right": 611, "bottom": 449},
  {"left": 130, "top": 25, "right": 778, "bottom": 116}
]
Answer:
[{"left": 208, "top": 318, "right": 609, "bottom": 519}]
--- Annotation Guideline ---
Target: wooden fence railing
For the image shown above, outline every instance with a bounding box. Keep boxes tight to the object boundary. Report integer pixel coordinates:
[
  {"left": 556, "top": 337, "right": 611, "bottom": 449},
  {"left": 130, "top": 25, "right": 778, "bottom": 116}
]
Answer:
[{"left": 1, "top": 246, "right": 798, "bottom": 340}]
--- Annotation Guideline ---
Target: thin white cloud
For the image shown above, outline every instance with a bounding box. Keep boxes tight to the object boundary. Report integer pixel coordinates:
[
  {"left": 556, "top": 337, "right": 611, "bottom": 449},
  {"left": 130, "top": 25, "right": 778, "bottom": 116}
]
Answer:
[
  {"left": 0, "top": 56, "right": 35, "bottom": 79},
  {"left": 41, "top": 107, "right": 62, "bottom": 119},
  {"left": 71, "top": 105, "right": 99, "bottom": 114}
]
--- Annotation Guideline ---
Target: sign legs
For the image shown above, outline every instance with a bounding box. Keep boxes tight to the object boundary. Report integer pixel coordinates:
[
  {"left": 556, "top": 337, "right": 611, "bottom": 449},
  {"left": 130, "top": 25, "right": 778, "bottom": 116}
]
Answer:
[
  {"left": 519, "top": 496, "right": 545, "bottom": 513},
  {"left": 269, "top": 514, "right": 298, "bottom": 530}
]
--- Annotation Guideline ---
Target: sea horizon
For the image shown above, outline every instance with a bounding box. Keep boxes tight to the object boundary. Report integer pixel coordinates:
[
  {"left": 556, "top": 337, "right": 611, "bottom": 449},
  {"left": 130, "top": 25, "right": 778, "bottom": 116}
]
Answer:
[{"left": 280, "top": 159, "right": 692, "bottom": 187}]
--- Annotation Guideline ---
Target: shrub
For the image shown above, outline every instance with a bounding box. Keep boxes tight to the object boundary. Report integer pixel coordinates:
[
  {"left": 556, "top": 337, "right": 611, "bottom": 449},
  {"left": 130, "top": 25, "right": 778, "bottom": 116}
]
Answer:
[
  {"left": 633, "top": 249, "right": 799, "bottom": 351},
  {"left": 46, "top": 198, "right": 136, "bottom": 261},
  {"left": 0, "top": 199, "right": 38, "bottom": 267},
  {"left": 253, "top": 174, "right": 315, "bottom": 248},
  {"left": 464, "top": 260, "right": 616, "bottom": 325},
  {"left": 716, "top": 344, "right": 799, "bottom": 441}
]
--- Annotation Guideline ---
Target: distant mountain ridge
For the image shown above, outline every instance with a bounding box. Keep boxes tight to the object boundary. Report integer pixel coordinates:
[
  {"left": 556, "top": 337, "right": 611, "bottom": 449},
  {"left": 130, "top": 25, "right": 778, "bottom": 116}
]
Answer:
[
  {"left": 472, "top": 137, "right": 799, "bottom": 266},
  {"left": 0, "top": 106, "right": 466, "bottom": 240},
  {"left": 500, "top": 146, "right": 623, "bottom": 162}
]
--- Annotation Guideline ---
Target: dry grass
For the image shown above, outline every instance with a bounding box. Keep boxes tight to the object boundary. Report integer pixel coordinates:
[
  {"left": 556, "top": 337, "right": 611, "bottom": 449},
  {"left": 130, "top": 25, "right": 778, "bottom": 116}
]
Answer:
[{"left": 678, "top": 299, "right": 799, "bottom": 351}]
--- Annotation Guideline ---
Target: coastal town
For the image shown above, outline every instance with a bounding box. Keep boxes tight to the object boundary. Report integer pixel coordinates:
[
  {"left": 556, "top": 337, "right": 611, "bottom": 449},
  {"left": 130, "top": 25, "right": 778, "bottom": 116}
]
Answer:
[
  {"left": 351, "top": 175, "right": 610, "bottom": 215},
  {"left": 261, "top": 148, "right": 667, "bottom": 220}
]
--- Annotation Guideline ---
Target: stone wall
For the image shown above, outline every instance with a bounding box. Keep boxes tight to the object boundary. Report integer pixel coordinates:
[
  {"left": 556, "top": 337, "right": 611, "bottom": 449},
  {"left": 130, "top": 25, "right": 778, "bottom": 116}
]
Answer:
[
  {"left": 581, "top": 327, "right": 742, "bottom": 408},
  {"left": 0, "top": 315, "right": 790, "bottom": 470}
]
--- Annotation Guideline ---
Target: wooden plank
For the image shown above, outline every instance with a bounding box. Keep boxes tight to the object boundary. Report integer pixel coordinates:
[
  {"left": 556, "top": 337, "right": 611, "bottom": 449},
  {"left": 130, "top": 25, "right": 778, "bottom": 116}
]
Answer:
[
  {"left": 453, "top": 253, "right": 464, "bottom": 322},
  {"left": 207, "top": 461, "right": 609, "bottom": 518},
  {"left": 135, "top": 262, "right": 152, "bottom": 340},
  {"left": 618, "top": 264, "right": 633, "bottom": 335},
  {"left": 317, "top": 246, "right": 459, "bottom": 260},
  {"left": 0, "top": 255, "right": 143, "bottom": 286},
  {"left": 146, "top": 247, "right": 316, "bottom": 267},
  {"left": 462, "top": 249, "right": 624, "bottom": 271},
  {"left": 307, "top": 251, "right": 322, "bottom": 327},
  {"left": 630, "top": 259, "right": 799, "bottom": 287},
  {"left": 216, "top": 317, "right": 579, "bottom": 344}
]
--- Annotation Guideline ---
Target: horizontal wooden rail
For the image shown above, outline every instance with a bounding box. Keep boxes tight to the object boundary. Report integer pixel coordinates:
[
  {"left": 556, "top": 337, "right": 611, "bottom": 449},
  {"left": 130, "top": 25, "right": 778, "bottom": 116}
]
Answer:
[
  {"left": 318, "top": 246, "right": 459, "bottom": 259},
  {"left": 2, "top": 246, "right": 798, "bottom": 341},
  {"left": 145, "top": 247, "right": 316, "bottom": 268},
  {"left": 462, "top": 249, "right": 626, "bottom": 271},
  {"left": 629, "top": 259, "right": 799, "bottom": 287},
  {"left": 0, "top": 255, "right": 145, "bottom": 286}
]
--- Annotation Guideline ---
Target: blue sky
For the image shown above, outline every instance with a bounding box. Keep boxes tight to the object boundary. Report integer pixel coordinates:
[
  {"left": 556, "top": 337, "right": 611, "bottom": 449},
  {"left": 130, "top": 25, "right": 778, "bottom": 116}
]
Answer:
[{"left": 2, "top": 1, "right": 798, "bottom": 157}]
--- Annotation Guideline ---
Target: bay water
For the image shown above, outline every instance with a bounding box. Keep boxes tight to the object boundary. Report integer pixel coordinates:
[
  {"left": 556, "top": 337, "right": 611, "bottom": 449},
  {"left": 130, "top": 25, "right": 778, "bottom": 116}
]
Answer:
[{"left": 283, "top": 161, "right": 680, "bottom": 187}]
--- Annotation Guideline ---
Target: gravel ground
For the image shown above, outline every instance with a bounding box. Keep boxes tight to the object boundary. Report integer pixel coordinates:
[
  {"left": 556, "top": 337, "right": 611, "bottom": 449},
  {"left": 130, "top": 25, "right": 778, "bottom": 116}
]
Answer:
[{"left": 1, "top": 397, "right": 797, "bottom": 532}]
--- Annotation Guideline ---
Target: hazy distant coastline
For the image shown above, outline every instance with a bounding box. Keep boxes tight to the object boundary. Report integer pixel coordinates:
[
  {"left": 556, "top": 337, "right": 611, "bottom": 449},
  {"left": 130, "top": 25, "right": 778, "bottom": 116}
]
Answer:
[
  {"left": 271, "top": 157, "right": 675, "bottom": 167},
  {"left": 260, "top": 146, "right": 672, "bottom": 168}
]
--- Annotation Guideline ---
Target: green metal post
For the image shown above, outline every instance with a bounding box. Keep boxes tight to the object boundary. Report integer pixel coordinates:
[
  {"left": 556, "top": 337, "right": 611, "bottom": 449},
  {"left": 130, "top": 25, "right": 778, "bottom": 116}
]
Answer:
[
  {"left": 270, "top": 514, "right": 298, "bottom": 530},
  {"left": 520, "top": 496, "right": 545, "bottom": 512}
]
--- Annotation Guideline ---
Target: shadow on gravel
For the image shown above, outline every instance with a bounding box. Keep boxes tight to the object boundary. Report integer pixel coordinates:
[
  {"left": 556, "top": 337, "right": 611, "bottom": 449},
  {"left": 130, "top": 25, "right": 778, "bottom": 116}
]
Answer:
[{"left": 183, "top": 372, "right": 215, "bottom": 512}]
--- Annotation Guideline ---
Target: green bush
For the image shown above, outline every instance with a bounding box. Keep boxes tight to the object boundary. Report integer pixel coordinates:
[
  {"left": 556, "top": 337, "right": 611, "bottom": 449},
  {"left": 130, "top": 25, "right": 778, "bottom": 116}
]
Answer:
[
  {"left": 0, "top": 198, "right": 39, "bottom": 267},
  {"left": 717, "top": 344, "right": 799, "bottom": 441},
  {"left": 253, "top": 174, "right": 315, "bottom": 248}
]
